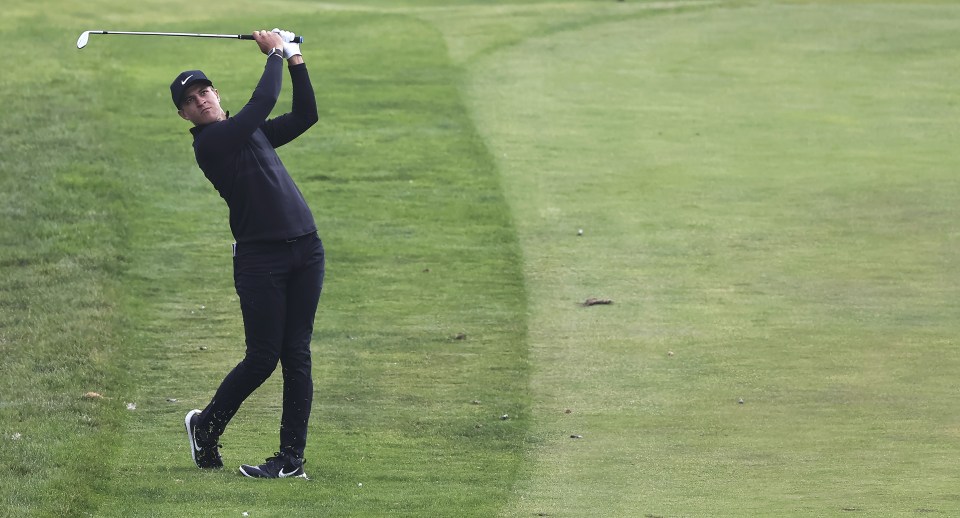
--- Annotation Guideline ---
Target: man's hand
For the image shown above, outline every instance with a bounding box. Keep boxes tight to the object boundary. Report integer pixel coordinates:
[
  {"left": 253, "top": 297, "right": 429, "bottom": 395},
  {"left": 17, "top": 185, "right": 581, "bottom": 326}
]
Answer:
[
  {"left": 253, "top": 30, "right": 284, "bottom": 55},
  {"left": 272, "top": 28, "right": 302, "bottom": 61}
]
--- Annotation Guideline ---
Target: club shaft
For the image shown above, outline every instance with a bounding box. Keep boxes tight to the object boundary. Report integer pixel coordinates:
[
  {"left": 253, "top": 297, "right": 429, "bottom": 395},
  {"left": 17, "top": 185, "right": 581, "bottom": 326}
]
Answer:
[{"left": 88, "top": 30, "right": 303, "bottom": 43}]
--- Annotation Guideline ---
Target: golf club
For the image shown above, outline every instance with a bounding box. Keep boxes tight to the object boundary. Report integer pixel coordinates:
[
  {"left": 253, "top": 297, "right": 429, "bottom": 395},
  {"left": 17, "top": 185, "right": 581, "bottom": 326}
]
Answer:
[{"left": 77, "top": 30, "right": 303, "bottom": 49}]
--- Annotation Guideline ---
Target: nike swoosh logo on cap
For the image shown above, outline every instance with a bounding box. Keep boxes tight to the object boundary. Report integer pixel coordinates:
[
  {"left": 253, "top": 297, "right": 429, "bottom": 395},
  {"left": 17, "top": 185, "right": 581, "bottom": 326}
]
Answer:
[{"left": 181, "top": 74, "right": 194, "bottom": 85}]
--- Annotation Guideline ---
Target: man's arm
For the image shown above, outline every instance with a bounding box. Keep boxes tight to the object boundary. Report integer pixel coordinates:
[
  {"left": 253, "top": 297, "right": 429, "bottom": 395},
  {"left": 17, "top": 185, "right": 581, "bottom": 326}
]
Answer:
[
  {"left": 260, "top": 63, "right": 318, "bottom": 148},
  {"left": 194, "top": 31, "right": 286, "bottom": 160},
  {"left": 260, "top": 35, "right": 318, "bottom": 148}
]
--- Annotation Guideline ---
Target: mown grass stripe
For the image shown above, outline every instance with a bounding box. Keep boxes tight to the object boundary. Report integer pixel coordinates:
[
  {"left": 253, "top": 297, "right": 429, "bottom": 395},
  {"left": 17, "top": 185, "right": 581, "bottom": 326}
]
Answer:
[{"left": 86, "top": 11, "right": 529, "bottom": 517}]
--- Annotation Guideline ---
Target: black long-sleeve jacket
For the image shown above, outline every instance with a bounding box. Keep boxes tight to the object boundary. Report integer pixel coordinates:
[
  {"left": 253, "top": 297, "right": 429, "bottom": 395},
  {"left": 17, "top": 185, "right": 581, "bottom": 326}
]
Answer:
[{"left": 190, "top": 57, "right": 319, "bottom": 243}]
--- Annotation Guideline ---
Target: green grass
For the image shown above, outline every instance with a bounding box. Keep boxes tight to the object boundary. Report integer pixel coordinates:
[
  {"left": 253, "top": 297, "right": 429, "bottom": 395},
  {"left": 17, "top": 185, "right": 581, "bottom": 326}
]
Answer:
[{"left": 3, "top": 0, "right": 960, "bottom": 516}]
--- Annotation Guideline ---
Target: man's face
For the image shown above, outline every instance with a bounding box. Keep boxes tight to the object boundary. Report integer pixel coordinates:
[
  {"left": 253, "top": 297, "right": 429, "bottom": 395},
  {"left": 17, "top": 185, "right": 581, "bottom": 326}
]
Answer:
[{"left": 178, "top": 84, "right": 224, "bottom": 125}]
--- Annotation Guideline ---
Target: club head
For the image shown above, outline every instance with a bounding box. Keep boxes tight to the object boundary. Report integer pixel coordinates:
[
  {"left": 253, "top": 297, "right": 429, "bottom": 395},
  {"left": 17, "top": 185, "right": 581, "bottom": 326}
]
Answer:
[{"left": 77, "top": 31, "right": 90, "bottom": 49}]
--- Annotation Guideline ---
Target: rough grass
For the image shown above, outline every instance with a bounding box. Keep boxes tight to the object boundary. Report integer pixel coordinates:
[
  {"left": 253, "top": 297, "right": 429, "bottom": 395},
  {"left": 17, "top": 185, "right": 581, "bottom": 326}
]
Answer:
[{"left": 3, "top": 4, "right": 532, "bottom": 517}]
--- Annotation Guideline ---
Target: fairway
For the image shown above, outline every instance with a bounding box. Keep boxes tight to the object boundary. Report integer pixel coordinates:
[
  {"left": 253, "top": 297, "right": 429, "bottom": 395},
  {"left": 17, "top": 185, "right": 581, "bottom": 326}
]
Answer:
[
  {"left": 3, "top": 0, "right": 960, "bottom": 516},
  {"left": 467, "top": 3, "right": 960, "bottom": 515}
]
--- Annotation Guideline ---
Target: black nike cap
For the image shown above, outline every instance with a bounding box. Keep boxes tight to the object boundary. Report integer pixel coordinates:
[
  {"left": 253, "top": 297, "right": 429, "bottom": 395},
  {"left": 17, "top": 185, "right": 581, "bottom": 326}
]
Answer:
[{"left": 171, "top": 70, "right": 213, "bottom": 108}]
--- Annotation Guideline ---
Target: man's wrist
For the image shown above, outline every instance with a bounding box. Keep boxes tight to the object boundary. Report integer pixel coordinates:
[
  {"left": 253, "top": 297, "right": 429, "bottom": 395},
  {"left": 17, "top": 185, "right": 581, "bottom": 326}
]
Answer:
[{"left": 267, "top": 47, "right": 284, "bottom": 59}]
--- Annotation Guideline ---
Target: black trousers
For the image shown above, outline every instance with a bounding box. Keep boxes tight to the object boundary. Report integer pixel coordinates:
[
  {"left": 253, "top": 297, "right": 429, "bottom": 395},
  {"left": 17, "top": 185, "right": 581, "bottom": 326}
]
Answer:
[{"left": 198, "top": 232, "right": 324, "bottom": 458}]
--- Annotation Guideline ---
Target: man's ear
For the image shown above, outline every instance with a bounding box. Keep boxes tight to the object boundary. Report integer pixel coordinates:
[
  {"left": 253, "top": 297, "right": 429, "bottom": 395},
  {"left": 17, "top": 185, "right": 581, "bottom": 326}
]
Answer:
[{"left": 178, "top": 108, "right": 189, "bottom": 121}]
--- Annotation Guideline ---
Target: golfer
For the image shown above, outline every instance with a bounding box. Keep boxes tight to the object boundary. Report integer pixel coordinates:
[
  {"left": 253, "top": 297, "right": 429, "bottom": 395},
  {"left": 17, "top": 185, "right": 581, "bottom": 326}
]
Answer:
[{"left": 172, "top": 29, "right": 323, "bottom": 479}]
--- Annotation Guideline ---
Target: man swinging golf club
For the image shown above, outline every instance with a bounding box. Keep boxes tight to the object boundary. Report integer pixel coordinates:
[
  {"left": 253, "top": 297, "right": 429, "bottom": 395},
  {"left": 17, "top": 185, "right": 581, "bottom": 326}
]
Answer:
[{"left": 173, "top": 29, "right": 323, "bottom": 479}]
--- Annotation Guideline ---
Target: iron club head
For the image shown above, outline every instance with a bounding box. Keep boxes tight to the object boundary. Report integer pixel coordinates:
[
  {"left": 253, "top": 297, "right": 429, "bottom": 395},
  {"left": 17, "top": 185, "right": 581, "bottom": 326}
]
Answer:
[{"left": 77, "top": 31, "right": 91, "bottom": 49}]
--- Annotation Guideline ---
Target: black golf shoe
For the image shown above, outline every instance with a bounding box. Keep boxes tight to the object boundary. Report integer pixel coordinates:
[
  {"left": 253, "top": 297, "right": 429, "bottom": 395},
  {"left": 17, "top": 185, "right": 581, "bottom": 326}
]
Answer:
[
  {"left": 239, "top": 451, "right": 308, "bottom": 479},
  {"left": 184, "top": 409, "right": 223, "bottom": 469}
]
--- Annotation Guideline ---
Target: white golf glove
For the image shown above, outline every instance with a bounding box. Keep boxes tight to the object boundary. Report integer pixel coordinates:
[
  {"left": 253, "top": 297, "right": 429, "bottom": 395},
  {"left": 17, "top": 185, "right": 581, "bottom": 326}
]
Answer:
[{"left": 272, "top": 28, "right": 301, "bottom": 59}]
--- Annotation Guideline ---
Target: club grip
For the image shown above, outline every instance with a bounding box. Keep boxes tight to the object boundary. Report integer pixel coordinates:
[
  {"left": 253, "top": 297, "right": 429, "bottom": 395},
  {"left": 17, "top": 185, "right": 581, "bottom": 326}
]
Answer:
[{"left": 239, "top": 33, "right": 304, "bottom": 44}]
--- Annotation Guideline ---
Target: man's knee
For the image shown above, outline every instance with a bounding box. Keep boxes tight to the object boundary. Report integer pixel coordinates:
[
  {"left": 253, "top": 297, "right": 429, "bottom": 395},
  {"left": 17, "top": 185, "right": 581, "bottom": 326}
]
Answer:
[
  {"left": 280, "top": 347, "right": 311, "bottom": 369},
  {"left": 240, "top": 348, "right": 281, "bottom": 379}
]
